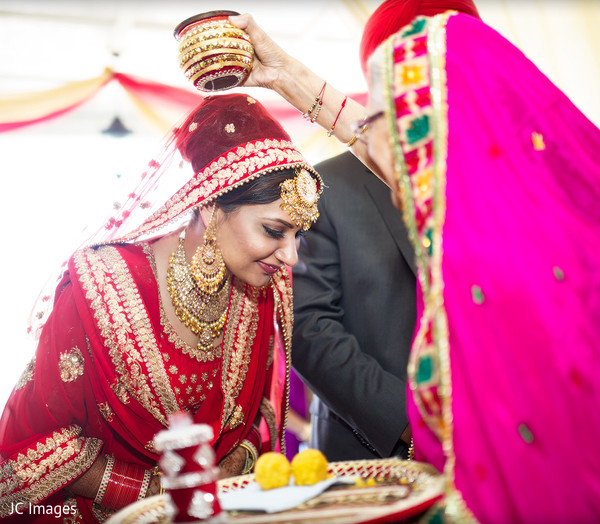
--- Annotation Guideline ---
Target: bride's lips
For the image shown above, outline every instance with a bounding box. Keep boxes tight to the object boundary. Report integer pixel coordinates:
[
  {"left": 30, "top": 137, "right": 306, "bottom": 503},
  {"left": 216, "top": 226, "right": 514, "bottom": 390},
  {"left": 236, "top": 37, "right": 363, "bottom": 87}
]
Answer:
[{"left": 257, "top": 261, "right": 280, "bottom": 275}]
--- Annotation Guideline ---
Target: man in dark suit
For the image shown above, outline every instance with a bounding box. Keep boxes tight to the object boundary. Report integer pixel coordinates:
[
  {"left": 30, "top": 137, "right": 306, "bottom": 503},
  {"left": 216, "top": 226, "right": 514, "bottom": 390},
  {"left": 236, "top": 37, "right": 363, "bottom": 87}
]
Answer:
[{"left": 292, "top": 151, "right": 417, "bottom": 460}]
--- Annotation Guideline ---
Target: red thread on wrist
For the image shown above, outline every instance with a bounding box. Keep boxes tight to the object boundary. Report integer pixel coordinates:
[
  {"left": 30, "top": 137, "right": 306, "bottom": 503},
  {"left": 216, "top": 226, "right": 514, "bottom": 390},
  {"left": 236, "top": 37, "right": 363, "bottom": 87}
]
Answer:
[{"left": 328, "top": 96, "right": 348, "bottom": 137}]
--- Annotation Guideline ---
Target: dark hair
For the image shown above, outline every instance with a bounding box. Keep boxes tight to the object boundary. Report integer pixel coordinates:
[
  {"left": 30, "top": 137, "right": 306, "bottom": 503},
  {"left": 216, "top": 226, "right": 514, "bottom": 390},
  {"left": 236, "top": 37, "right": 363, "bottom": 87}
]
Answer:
[{"left": 215, "top": 168, "right": 297, "bottom": 214}]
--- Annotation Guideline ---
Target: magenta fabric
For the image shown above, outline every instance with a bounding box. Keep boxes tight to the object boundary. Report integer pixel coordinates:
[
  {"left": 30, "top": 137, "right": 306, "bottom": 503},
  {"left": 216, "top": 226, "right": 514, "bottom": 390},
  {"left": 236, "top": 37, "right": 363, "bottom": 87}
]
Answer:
[
  {"left": 284, "top": 369, "right": 309, "bottom": 460},
  {"left": 400, "top": 13, "right": 600, "bottom": 524},
  {"left": 359, "top": 0, "right": 480, "bottom": 75}
]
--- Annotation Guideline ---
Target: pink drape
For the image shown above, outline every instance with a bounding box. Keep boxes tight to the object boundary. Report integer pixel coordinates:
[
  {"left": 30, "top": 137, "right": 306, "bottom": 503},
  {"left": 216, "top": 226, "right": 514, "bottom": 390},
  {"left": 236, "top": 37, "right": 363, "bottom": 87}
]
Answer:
[{"left": 399, "top": 13, "right": 600, "bottom": 524}]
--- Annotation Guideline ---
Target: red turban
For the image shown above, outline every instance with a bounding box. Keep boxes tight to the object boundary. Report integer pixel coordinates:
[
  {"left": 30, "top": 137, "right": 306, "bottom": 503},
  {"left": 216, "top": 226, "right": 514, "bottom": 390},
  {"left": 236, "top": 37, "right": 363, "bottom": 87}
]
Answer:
[{"left": 359, "top": 0, "right": 481, "bottom": 75}]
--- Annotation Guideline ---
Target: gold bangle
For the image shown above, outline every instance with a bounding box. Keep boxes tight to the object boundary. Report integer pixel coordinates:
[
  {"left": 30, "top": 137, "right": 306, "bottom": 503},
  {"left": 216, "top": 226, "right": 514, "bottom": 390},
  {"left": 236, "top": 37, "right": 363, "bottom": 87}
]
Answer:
[
  {"left": 154, "top": 465, "right": 164, "bottom": 496},
  {"left": 408, "top": 438, "right": 415, "bottom": 461},
  {"left": 239, "top": 440, "right": 258, "bottom": 474},
  {"left": 346, "top": 134, "right": 359, "bottom": 147}
]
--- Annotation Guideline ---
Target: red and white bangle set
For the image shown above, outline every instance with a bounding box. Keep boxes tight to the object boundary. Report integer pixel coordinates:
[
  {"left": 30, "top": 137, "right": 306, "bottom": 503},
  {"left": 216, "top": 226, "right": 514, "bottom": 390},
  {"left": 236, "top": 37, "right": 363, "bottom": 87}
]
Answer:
[{"left": 95, "top": 456, "right": 153, "bottom": 510}]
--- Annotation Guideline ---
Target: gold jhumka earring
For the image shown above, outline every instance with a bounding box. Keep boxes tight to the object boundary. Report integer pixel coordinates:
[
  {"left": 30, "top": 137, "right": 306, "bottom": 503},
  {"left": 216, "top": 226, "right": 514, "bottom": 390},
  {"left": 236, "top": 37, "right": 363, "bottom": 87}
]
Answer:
[
  {"left": 167, "top": 206, "right": 230, "bottom": 353},
  {"left": 190, "top": 206, "right": 227, "bottom": 293}
]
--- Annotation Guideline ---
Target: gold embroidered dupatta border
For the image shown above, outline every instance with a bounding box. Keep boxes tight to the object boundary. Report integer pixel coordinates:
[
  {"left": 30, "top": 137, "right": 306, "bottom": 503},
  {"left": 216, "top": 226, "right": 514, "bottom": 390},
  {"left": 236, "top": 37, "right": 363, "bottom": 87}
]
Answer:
[
  {"left": 220, "top": 279, "right": 261, "bottom": 433},
  {"left": 0, "top": 425, "right": 101, "bottom": 517},
  {"left": 383, "top": 12, "right": 478, "bottom": 523},
  {"left": 270, "top": 269, "right": 293, "bottom": 454},
  {"left": 74, "top": 246, "right": 179, "bottom": 426}
]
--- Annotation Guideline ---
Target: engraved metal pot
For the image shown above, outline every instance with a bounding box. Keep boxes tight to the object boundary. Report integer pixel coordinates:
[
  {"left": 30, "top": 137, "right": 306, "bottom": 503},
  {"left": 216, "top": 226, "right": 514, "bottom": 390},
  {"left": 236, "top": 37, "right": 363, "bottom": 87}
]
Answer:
[{"left": 174, "top": 10, "right": 254, "bottom": 92}]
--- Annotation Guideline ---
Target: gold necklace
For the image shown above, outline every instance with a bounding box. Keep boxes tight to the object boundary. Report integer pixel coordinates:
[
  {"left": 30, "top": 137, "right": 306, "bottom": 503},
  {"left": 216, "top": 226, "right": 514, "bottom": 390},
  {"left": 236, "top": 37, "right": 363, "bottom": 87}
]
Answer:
[{"left": 167, "top": 233, "right": 231, "bottom": 352}]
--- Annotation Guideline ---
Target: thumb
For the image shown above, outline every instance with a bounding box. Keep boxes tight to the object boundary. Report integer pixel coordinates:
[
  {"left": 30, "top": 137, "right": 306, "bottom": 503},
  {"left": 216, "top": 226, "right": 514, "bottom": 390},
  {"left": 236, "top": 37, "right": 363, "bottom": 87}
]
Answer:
[
  {"left": 229, "top": 13, "right": 251, "bottom": 30},
  {"left": 230, "top": 13, "right": 270, "bottom": 46}
]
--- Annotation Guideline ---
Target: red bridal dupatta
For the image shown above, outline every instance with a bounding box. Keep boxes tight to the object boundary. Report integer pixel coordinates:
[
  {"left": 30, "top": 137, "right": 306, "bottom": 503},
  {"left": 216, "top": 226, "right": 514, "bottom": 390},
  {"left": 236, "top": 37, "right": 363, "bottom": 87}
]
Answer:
[
  {"left": 0, "top": 243, "right": 292, "bottom": 522},
  {"left": 0, "top": 94, "right": 316, "bottom": 522},
  {"left": 380, "top": 12, "right": 600, "bottom": 524}
]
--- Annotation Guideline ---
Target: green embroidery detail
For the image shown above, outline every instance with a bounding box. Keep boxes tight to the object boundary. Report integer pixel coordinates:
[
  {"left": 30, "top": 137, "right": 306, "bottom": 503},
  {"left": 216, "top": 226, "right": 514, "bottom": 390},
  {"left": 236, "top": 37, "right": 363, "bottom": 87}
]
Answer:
[
  {"left": 518, "top": 423, "right": 534, "bottom": 444},
  {"left": 406, "top": 114, "right": 430, "bottom": 145},
  {"left": 422, "top": 502, "right": 445, "bottom": 524},
  {"left": 553, "top": 266, "right": 565, "bottom": 281},
  {"left": 402, "top": 18, "right": 427, "bottom": 38},
  {"left": 471, "top": 285, "right": 485, "bottom": 305},
  {"left": 416, "top": 354, "right": 433, "bottom": 383}
]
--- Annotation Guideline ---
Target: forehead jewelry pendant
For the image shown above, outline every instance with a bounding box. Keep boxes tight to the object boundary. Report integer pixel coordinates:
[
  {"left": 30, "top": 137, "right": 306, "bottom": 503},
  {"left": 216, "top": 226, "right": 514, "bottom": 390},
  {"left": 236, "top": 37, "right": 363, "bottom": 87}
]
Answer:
[{"left": 279, "top": 168, "right": 321, "bottom": 230}]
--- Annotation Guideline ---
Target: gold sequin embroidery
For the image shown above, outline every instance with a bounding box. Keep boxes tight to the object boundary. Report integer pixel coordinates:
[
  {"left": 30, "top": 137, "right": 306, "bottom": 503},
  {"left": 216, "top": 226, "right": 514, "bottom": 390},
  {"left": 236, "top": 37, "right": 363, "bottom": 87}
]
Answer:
[
  {"left": 0, "top": 425, "right": 102, "bottom": 517},
  {"left": 58, "top": 347, "right": 85, "bottom": 383},
  {"left": 15, "top": 357, "right": 35, "bottom": 391},
  {"left": 74, "top": 246, "right": 180, "bottom": 425},
  {"left": 97, "top": 402, "right": 115, "bottom": 423},
  {"left": 220, "top": 281, "right": 260, "bottom": 431},
  {"left": 226, "top": 405, "right": 244, "bottom": 430},
  {"left": 531, "top": 131, "right": 546, "bottom": 151}
]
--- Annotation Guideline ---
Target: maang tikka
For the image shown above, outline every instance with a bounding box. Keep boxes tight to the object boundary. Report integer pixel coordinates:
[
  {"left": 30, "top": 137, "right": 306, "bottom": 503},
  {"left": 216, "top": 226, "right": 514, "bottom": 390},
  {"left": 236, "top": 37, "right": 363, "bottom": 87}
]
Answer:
[{"left": 190, "top": 205, "right": 227, "bottom": 294}]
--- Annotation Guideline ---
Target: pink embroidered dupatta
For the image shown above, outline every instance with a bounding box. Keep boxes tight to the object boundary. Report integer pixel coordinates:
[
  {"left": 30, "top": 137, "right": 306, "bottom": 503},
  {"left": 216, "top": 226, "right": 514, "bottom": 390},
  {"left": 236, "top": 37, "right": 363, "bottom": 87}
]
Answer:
[{"left": 381, "top": 12, "right": 600, "bottom": 524}]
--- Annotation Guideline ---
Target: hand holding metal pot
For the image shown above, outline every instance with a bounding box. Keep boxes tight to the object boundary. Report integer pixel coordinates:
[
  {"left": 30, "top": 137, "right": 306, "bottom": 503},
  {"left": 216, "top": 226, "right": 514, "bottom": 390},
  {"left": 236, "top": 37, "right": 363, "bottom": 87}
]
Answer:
[{"left": 174, "top": 10, "right": 254, "bottom": 92}]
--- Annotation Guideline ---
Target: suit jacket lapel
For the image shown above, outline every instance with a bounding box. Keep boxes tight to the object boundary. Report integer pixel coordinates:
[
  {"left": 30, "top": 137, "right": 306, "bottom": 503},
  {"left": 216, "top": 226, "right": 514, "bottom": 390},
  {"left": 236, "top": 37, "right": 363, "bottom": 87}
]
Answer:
[{"left": 362, "top": 167, "right": 417, "bottom": 276}]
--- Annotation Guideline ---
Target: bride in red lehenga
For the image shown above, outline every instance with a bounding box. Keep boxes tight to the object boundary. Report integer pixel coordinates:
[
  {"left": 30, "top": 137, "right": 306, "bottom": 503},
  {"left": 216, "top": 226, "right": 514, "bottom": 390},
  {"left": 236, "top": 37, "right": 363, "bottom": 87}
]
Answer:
[{"left": 0, "top": 93, "right": 322, "bottom": 523}]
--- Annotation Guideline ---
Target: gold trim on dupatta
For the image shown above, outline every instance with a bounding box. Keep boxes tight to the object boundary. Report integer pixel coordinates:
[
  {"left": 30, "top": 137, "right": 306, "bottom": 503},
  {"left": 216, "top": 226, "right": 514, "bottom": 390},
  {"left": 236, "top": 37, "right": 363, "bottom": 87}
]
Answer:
[
  {"left": 220, "top": 280, "right": 261, "bottom": 432},
  {"left": 270, "top": 268, "right": 293, "bottom": 454},
  {"left": 0, "top": 426, "right": 102, "bottom": 518},
  {"left": 75, "top": 246, "right": 180, "bottom": 426},
  {"left": 14, "top": 357, "right": 35, "bottom": 391}
]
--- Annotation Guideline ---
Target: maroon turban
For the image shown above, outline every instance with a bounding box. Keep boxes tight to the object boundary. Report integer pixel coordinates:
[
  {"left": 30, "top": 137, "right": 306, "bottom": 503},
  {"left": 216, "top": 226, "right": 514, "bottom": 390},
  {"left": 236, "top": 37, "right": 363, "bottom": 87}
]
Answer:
[{"left": 359, "top": 0, "right": 481, "bottom": 75}]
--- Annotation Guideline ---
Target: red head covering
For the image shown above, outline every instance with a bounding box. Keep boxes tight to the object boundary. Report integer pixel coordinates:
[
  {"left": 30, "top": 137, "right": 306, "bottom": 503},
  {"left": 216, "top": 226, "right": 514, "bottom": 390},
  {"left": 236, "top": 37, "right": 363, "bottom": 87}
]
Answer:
[
  {"left": 176, "top": 93, "right": 292, "bottom": 173},
  {"left": 96, "top": 93, "right": 322, "bottom": 244},
  {"left": 359, "top": 0, "right": 481, "bottom": 75}
]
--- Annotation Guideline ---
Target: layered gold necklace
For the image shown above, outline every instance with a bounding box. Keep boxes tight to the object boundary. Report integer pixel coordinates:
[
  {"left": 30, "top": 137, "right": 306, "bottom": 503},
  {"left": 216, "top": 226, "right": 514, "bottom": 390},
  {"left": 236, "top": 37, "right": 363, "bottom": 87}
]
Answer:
[{"left": 167, "top": 232, "right": 231, "bottom": 352}]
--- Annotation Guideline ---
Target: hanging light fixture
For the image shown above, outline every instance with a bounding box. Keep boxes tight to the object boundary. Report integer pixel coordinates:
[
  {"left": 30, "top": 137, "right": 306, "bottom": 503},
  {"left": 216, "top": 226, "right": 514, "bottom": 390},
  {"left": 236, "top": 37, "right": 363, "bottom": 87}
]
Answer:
[
  {"left": 102, "top": 115, "right": 132, "bottom": 137},
  {"left": 102, "top": 21, "right": 132, "bottom": 139}
]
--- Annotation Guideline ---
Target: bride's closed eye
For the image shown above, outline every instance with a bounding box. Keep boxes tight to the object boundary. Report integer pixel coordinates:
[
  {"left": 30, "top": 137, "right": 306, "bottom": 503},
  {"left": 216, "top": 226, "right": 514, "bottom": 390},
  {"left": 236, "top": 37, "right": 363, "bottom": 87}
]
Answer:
[{"left": 263, "top": 225, "right": 284, "bottom": 239}]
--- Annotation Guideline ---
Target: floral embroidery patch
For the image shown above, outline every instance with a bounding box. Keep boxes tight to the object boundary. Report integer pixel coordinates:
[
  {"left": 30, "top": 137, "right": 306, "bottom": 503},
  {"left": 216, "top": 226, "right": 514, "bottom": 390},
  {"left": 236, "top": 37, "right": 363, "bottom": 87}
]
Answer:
[{"left": 58, "top": 347, "right": 85, "bottom": 383}]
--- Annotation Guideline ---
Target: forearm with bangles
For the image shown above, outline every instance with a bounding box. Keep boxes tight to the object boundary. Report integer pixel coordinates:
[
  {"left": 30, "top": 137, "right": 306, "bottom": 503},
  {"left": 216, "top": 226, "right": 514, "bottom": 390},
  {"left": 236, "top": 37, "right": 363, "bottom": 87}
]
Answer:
[
  {"left": 272, "top": 60, "right": 367, "bottom": 143},
  {"left": 267, "top": 60, "right": 383, "bottom": 177},
  {"left": 239, "top": 424, "right": 262, "bottom": 474},
  {"left": 228, "top": 13, "right": 378, "bottom": 173},
  {"left": 70, "top": 455, "right": 158, "bottom": 509},
  {"left": 226, "top": 17, "right": 366, "bottom": 145}
]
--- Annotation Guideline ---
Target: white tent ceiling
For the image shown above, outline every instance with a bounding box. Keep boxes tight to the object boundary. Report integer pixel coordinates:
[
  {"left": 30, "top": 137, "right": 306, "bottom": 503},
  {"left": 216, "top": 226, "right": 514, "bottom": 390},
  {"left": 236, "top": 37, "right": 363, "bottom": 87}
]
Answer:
[
  {"left": 0, "top": 0, "right": 380, "bottom": 138},
  {"left": 0, "top": 0, "right": 377, "bottom": 91},
  {"left": 1, "top": 1, "right": 599, "bottom": 137}
]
